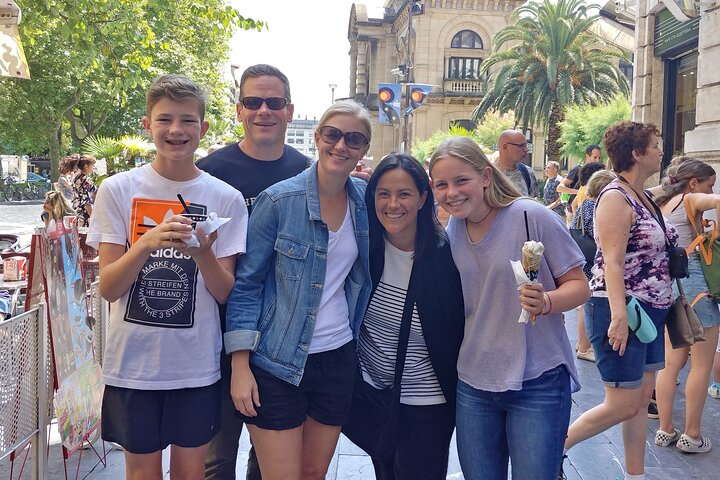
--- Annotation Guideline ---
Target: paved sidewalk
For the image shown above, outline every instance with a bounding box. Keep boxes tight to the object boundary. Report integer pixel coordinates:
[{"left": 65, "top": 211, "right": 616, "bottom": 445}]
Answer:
[{"left": 3, "top": 307, "right": 719, "bottom": 479}]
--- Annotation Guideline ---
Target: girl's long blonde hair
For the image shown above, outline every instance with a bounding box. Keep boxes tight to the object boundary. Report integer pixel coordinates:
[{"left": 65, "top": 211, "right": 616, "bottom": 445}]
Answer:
[{"left": 429, "top": 136, "right": 523, "bottom": 208}]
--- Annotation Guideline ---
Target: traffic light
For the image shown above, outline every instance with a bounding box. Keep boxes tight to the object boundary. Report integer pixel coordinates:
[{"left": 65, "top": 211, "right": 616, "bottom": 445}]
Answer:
[
  {"left": 378, "top": 83, "right": 401, "bottom": 124},
  {"left": 404, "top": 84, "right": 432, "bottom": 114}
]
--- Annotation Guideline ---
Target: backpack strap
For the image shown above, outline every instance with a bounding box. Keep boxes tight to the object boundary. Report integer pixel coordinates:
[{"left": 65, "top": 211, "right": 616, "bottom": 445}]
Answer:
[
  {"left": 683, "top": 194, "right": 717, "bottom": 264},
  {"left": 690, "top": 292, "right": 709, "bottom": 308},
  {"left": 518, "top": 163, "right": 532, "bottom": 192}
]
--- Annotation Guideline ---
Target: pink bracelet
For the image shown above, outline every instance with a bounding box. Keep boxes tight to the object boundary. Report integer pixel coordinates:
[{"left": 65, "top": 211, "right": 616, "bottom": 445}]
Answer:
[{"left": 542, "top": 292, "right": 553, "bottom": 315}]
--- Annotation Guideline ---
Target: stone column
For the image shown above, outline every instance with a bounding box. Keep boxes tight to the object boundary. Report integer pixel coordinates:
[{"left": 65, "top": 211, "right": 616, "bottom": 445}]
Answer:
[{"left": 684, "top": 5, "right": 720, "bottom": 167}]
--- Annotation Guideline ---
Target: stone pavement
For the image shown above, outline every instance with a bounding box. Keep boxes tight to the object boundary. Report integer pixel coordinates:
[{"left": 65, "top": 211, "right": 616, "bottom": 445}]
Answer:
[{"left": 2, "top": 307, "right": 719, "bottom": 479}]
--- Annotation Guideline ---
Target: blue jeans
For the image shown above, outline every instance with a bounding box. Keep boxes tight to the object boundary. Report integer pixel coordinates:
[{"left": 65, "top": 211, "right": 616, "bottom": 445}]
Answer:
[{"left": 456, "top": 365, "right": 571, "bottom": 480}]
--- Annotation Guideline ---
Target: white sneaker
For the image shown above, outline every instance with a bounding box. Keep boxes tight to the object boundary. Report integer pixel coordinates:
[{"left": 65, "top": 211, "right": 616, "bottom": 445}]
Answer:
[
  {"left": 676, "top": 433, "right": 712, "bottom": 453},
  {"left": 708, "top": 384, "right": 720, "bottom": 399}
]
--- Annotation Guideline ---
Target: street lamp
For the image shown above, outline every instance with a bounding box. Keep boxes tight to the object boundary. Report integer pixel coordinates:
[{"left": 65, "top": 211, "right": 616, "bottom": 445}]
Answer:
[{"left": 329, "top": 83, "right": 337, "bottom": 104}]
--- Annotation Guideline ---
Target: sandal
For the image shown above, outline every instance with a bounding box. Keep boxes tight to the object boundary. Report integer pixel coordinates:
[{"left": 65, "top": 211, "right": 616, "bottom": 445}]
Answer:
[{"left": 654, "top": 428, "right": 680, "bottom": 447}]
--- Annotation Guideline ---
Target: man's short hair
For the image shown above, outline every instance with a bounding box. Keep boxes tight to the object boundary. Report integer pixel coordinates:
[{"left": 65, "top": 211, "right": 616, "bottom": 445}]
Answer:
[
  {"left": 146, "top": 74, "right": 207, "bottom": 120},
  {"left": 585, "top": 144, "right": 601, "bottom": 156},
  {"left": 239, "top": 64, "right": 291, "bottom": 102}
]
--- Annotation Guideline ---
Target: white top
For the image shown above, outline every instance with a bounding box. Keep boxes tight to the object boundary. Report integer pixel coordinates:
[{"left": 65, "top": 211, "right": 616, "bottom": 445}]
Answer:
[
  {"left": 87, "top": 165, "right": 248, "bottom": 390},
  {"left": 359, "top": 240, "right": 445, "bottom": 405},
  {"left": 309, "top": 202, "right": 357, "bottom": 353}
]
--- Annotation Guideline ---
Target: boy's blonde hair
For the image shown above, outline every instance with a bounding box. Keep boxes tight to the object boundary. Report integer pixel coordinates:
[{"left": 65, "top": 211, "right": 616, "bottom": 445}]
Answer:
[
  {"left": 429, "top": 136, "right": 522, "bottom": 208},
  {"left": 146, "top": 74, "right": 207, "bottom": 120}
]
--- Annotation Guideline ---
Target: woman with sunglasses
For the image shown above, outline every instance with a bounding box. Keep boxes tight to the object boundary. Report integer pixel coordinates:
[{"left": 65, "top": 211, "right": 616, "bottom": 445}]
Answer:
[
  {"left": 354, "top": 154, "right": 464, "bottom": 479},
  {"left": 224, "top": 99, "right": 373, "bottom": 480}
]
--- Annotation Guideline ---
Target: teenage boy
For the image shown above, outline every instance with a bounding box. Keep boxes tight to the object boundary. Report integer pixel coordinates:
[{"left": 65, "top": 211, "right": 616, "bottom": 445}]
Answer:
[
  {"left": 88, "top": 74, "right": 248, "bottom": 479},
  {"left": 197, "top": 64, "right": 308, "bottom": 480}
]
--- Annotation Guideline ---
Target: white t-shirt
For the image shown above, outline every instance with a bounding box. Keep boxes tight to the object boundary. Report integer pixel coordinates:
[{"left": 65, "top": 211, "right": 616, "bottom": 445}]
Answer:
[
  {"left": 309, "top": 203, "right": 357, "bottom": 353},
  {"left": 87, "top": 165, "right": 248, "bottom": 390}
]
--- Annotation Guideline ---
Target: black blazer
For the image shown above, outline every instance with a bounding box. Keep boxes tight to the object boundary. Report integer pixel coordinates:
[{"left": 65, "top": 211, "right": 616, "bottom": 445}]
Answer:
[{"left": 368, "top": 238, "right": 465, "bottom": 414}]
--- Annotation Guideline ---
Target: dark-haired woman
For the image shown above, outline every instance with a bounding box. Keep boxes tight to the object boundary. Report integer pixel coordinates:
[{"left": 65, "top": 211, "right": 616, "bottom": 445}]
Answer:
[
  {"left": 72, "top": 155, "right": 97, "bottom": 227},
  {"left": 355, "top": 154, "right": 464, "bottom": 479},
  {"left": 564, "top": 121, "right": 677, "bottom": 478}
]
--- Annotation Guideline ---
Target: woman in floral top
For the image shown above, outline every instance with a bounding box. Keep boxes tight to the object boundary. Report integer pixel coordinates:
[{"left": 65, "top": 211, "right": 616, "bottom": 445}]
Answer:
[
  {"left": 562, "top": 121, "right": 677, "bottom": 479},
  {"left": 72, "top": 155, "right": 97, "bottom": 227}
]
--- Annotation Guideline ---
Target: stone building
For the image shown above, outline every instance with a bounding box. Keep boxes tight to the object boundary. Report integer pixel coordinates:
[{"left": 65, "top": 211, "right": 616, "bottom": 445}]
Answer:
[
  {"left": 347, "top": 0, "right": 544, "bottom": 168},
  {"left": 614, "top": 0, "right": 720, "bottom": 173}
]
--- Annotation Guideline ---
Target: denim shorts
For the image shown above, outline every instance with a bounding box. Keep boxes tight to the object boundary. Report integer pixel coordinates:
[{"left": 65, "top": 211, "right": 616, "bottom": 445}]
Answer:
[
  {"left": 239, "top": 340, "right": 357, "bottom": 430},
  {"left": 672, "top": 254, "right": 720, "bottom": 328},
  {"left": 585, "top": 296, "right": 668, "bottom": 389}
]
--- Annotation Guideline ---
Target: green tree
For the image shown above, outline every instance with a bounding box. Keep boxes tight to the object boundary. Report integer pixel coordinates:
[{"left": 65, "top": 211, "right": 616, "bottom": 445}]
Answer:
[
  {"left": 474, "top": 110, "right": 516, "bottom": 151},
  {"left": 412, "top": 124, "right": 488, "bottom": 163},
  {"left": 559, "top": 96, "right": 631, "bottom": 161},
  {"left": 472, "top": 0, "right": 629, "bottom": 164},
  {"left": 0, "top": 0, "right": 263, "bottom": 179}
]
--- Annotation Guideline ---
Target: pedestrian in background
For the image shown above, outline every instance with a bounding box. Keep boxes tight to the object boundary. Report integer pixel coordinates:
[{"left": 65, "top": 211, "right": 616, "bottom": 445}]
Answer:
[
  {"left": 563, "top": 121, "right": 675, "bottom": 479},
  {"left": 356, "top": 153, "right": 464, "bottom": 479},
  {"left": 429, "top": 136, "right": 588, "bottom": 480},
  {"left": 654, "top": 156, "right": 720, "bottom": 453},
  {"left": 571, "top": 169, "right": 617, "bottom": 364},
  {"left": 225, "top": 100, "right": 372, "bottom": 480},
  {"left": 57, "top": 155, "right": 77, "bottom": 202},
  {"left": 71, "top": 155, "right": 97, "bottom": 227},
  {"left": 543, "top": 161, "right": 565, "bottom": 218}
]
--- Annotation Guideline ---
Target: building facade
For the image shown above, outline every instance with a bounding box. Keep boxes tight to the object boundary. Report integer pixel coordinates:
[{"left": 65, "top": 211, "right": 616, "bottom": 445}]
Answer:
[
  {"left": 285, "top": 117, "right": 319, "bottom": 158},
  {"left": 348, "top": 0, "right": 548, "bottom": 170},
  {"left": 617, "top": 0, "right": 720, "bottom": 174}
]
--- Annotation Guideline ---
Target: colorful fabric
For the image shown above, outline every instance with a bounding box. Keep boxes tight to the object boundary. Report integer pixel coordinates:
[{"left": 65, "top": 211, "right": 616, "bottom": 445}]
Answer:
[{"left": 71, "top": 172, "right": 96, "bottom": 227}]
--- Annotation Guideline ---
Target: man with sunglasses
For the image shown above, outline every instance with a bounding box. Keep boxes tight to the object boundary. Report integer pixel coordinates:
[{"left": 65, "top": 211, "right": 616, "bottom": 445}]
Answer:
[
  {"left": 496, "top": 129, "right": 538, "bottom": 198},
  {"left": 197, "top": 64, "right": 309, "bottom": 480}
]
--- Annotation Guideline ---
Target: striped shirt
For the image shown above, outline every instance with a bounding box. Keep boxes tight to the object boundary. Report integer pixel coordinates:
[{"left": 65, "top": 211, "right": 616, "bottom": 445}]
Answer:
[{"left": 358, "top": 241, "right": 445, "bottom": 405}]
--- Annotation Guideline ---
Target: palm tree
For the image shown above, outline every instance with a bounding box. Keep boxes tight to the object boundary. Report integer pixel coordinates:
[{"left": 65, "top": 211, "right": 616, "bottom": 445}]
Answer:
[{"left": 472, "top": 0, "right": 630, "bottom": 163}]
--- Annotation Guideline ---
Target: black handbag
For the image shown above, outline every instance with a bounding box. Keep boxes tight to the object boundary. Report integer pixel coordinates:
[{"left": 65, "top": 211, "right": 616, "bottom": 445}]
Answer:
[
  {"left": 342, "top": 277, "right": 415, "bottom": 460},
  {"left": 569, "top": 205, "right": 596, "bottom": 266},
  {"left": 617, "top": 175, "right": 689, "bottom": 279}
]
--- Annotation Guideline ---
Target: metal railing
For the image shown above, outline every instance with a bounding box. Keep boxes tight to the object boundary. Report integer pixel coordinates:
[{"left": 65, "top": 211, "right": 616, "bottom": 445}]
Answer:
[
  {"left": 0, "top": 306, "right": 49, "bottom": 479},
  {"left": 443, "top": 79, "right": 484, "bottom": 95}
]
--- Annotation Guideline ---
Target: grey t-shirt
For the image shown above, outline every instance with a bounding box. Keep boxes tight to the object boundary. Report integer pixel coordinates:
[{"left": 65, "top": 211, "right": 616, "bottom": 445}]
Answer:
[{"left": 447, "top": 199, "right": 583, "bottom": 393}]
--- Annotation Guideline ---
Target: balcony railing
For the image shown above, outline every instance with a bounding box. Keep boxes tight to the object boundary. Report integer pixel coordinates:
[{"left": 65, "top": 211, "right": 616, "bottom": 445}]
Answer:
[{"left": 443, "top": 79, "right": 484, "bottom": 95}]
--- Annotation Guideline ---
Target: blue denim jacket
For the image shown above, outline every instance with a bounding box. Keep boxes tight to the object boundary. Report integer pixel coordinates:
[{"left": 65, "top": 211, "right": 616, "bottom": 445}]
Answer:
[{"left": 224, "top": 164, "right": 371, "bottom": 386}]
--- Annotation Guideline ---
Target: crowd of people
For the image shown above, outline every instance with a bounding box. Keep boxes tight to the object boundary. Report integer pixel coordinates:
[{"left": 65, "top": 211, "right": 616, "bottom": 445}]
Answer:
[{"left": 42, "top": 63, "right": 716, "bottom": 480}]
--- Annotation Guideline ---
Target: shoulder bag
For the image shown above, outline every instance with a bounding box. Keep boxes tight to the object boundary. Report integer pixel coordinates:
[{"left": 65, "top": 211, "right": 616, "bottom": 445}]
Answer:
[
  {"left": 683, "top": 195, "right": 720, "bottom": 299},
  {"left": 666, "top": 278, "right": 705, "bottom": 349},
  {"left": 342, "top": 275, "right": 416, "bottom": 460},
  {"left": 569, "top": 203, "right": 596, "bottom": 266}
]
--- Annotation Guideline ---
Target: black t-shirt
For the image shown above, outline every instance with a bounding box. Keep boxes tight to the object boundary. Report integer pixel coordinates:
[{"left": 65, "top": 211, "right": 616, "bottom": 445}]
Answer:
[
  {"left": 196, "top": 143, "right": 310, "bottom": 215},
  {"left": 197, "top": 143, "right": 310, "bottom": 339},
  {"left": 564, "top": 164, "right": 581, "bottom": 205}
]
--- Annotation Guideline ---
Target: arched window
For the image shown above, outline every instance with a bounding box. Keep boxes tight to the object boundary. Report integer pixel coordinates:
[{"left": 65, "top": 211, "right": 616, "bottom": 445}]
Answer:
[{"left": 451, "top": 30, "right": 483, "bottom": 49}]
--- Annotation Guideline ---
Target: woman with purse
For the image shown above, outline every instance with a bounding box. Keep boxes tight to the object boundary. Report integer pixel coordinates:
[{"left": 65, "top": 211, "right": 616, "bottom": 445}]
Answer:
[
  {"left": 429, "top": 137, "right": 589, "bottom": 480},
  {"left": 653, "top": 157, "right": 720, "bottom": 453},
  {"left": 563, "top": 121, "right": 678, "bottom": 479},
  {"left": 224, "top": 100, "right": 373, "bottom": 480},
  {"left": 570, "top": 168, "right": 615, "bottom": 363},
  {"left": 349, "top": 153, "right": 465, "bottom": 479}
]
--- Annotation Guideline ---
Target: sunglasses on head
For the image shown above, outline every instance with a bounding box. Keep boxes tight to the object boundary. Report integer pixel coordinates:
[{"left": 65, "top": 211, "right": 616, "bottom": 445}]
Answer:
[
  {"left": 318, "top": 126, "right": 369, "bottom": 150},
  {"left": 240, "top": 96, "right": 288, "bottom": 110}
]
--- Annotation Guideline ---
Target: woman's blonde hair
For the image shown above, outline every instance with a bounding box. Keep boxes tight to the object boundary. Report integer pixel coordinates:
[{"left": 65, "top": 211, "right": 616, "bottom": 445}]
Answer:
[
  {"left": 317, "top": 99, "right": 372, "bottom": 141},
  {"left": 44, "top": 191, "right": 74, "bottom": 226},
  {"left": 428, "top": 136, "right": 522, "bottom": 208},
  {"left": 654, "top": 156, "right": 716, "bottom": 206},
  {"left": 586, "top": 170, "right": 617, "bottom": 199}
]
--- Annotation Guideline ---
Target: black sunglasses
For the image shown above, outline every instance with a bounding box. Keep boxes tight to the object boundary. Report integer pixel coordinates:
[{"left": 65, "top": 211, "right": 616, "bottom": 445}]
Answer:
[
  {"left": 318, "top": 126, "right": 369, "bottom": 150},
  {"left": 240, "top": 96, "right": 288, "bottom": 110},
  {"left": 507, "top": 142, "right": 528, "bottom": 148}
]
